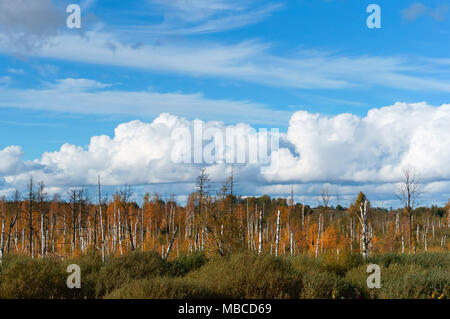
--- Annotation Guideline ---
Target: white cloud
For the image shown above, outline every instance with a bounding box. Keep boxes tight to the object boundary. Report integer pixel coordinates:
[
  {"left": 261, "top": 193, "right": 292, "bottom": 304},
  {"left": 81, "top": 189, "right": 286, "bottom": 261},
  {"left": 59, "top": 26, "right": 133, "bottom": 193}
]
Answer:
[
  {"left": 275, "top": 102, "right": 450, "bottom": 185},
  {"left": 2, "top": 102, "right": 450, "bottom": 205},
  {"left": 49, "top": 78, "right": 112, "bottom": 91},
  {"left": 0, "top": 78, "right": 290, "bottom": 125},
  {"left": 0, "top": 76, "right": 11, "bottom": 84},
  {"left": 1, "top": 31, "right": 449, "bottom": 92},
  {"left": 7, "top": 68, "right": 24, "bottom": 74},
  {"left": 0, "top": 146, "right": 41, "bottom": 177},
  {"left": 401, "top": 2, "right": 448, "bottom": 22},
  {"left": 140, "top": 0, "right": 282, "bottom": 35}
]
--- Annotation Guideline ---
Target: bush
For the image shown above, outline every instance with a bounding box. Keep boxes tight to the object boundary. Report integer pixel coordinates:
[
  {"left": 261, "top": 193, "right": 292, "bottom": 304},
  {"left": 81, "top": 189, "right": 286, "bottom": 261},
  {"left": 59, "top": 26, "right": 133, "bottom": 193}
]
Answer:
[
  {"left": 62, "top": 253, "right": 103, "bottom": 299},
  {"left": 187, "top": 252, "right": 303, "bottom": 299},
  {"left": 166, "top": 252, "right": 208, "bottom": 277},
  {"left": 106, "top": 277, "right": 219, "bottom": 299},
  {"left": 345, "top": 262, "right": 450, "bottom": 299},
  {"left": 95, "top": 251, "right": 165, "bottom": 297},
  {"left": 369, "top": 252, "right": 450, "bottom": 269},
  {"left": 300, "top": 270, "right": 358, "bottom": 299},
  {"left": 0, "top": 255, "right": 67, "bottom": 299},
  {"left": 320, "top": 251, "right": 365, "bottom": 276},
  {"left": 377, "top": 264, "right": 449, "bottom": 299}
]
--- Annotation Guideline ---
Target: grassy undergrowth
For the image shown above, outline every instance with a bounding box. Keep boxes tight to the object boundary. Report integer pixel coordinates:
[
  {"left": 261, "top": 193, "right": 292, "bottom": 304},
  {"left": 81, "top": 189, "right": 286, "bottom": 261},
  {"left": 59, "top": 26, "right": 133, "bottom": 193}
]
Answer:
[{"left": 0, "top": 251, "right": 448, "bottom": 299}]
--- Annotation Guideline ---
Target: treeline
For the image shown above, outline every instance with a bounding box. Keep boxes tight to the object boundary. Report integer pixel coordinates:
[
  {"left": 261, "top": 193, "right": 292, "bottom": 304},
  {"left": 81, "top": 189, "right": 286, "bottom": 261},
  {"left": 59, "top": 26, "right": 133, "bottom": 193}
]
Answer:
[{"left": 0, "top": 171, "right": 449, "bottom": 262}]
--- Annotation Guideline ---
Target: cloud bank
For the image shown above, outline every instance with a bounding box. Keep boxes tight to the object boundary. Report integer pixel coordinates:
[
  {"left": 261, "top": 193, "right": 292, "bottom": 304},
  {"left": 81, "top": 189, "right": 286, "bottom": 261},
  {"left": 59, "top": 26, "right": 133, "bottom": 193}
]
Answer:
[{"left": 1, "top": 102, "right": 450, "bottom": 206}]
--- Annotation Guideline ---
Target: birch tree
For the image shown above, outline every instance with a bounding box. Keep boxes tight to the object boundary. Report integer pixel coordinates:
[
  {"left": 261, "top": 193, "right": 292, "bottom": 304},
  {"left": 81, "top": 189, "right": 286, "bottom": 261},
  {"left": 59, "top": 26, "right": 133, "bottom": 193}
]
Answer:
[
  {"left": 27, "top": 177, "right": 35, "bottom": 258},
  {"left": 275, "top": 210, "right": 281, "bottom": 256},
  {"left": 357, "top": 200, "right": 373, "bottom": 259}
]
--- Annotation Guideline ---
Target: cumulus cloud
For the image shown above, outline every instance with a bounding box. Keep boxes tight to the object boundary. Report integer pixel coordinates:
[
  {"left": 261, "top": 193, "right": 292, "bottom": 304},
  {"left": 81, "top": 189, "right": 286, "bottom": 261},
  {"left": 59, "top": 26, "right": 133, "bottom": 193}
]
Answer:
[
  {"left": 277, "top": 102, "right": 450, "bottom": 184},
  {"left": 1, "top": 102, "right": 450, "bottom": 205},
  {"left": 0, "top": 146, "right": 41, "bottom": 177}
]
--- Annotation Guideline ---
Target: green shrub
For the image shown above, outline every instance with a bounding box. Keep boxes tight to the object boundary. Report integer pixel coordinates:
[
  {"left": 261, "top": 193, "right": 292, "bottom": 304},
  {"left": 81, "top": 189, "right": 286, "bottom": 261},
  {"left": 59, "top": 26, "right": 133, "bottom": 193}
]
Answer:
[
  {"left": 95, "top": 251, "right": 165, "bottom": 297},
  {"left": 377, "top": 264, "right": 450, "bottom": 299},
  {"left": 345, "top": 262, "right": 450, "bottom": 299},
  {"left": 300, "top": 270, "right": 358, "bottom": 299},
  {"left": 321, "top": 251, "right": 365, "bottom": 276},
  {"left": 0, "top": 255, "right": 67, "bottom": 299},
  {"left": 166, "top": 252, "right": 208, "bottom": 277},
  {"left": 106, "top": 277, "right": 219, "bottom": 299},
  {"left": 62, "top": 253, "right": 103, "bottom": 299},
  {"left": 187, "top": 252, "right": 303, "bottom": 299},
  {"left": 369, "top": 252, "right": 450, "bottom": 269}
]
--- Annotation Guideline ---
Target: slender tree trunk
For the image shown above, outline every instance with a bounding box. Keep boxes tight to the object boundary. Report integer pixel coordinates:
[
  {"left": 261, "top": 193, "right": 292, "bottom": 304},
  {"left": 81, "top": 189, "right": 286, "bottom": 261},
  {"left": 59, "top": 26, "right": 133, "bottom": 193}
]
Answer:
[
  {"left": 163, "top": 227, "right": 178, "bottom": 261},
  {"left": 290, "top": 231, "right": 294, "bottom": 256},
  {"left": 401, "top": 235, "right": 405, "bottom": 253},
  {"left": 98, "top": 177, "right": 106, "bottom": 262},
  {"left": 275, "top": 210, "right": 281, "bottom": 257},
  {"left": 258, "top": 210, "right": 263, "bottom": 254},
  {"left": 315, "top": 214, "right": 321, "bottom": 258},
  {"left": 0, "top": 213, "right": 5, "bottom": 261},
  {"left": 360, "top": 201, "right": 369, "bottom": 259}
]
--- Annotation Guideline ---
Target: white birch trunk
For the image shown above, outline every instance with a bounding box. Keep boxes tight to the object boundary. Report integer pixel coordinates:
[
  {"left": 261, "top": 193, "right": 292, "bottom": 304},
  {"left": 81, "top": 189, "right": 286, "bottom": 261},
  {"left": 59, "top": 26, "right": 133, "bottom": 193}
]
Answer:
[
  {"left": 359, "top": 200, "right": 370, "bottom": 259},
  {"left": 0, "top": 214, "right": 5, "bottom": 262},
  {"left": 401, "top": 235, "right": 405, "bottom": 253},
  {"left": 290, "top": 231, "right": 294, "bottom": 256},
  {"left": 315, "top": 214, "right": 321, "bottom": 258},
  {"left": 258, "top": 210, "right": 263, "bottom": 254},
  {"left": 275, "top": 210, "right": 281, "bottom": 257}
]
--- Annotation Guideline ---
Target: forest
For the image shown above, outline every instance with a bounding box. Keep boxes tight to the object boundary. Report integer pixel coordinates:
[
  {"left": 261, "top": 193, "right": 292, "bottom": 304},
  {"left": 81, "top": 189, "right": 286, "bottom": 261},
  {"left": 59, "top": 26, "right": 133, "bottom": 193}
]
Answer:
[{"left": 0, "top": 168, "right": 449, "bottom": 299}]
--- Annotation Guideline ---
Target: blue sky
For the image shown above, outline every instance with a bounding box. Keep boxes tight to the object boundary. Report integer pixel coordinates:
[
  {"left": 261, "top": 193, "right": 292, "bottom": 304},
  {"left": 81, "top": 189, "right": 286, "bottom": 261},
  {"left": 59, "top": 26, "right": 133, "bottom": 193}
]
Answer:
[{"left": 0, "top": 0, "right": 449, "bottom": 206}]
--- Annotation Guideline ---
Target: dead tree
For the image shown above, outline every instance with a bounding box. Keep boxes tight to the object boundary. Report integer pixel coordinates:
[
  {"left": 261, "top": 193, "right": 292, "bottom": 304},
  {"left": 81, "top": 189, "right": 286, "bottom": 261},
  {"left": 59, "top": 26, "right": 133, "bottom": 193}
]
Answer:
[
  {"left": 357, "top": 200, "right": 373, "bottom": 259},
  {"left": 0, "top": 198, "right": 5, "bottom": 262},
  {"left": 321, "top": 186, "right": 331, "bottom": 213},
  {"left": 396, "top": 167, "right": 421, "bottom": 247},
  {"left": 37, "top": 181, "right": 47, "bottom": 257},
  {"left": 163, "top": 226, "right": 178, "bottom": 261},
  {"left": 98, "top": 176, "right": 106, "bottom": 262},
  {"left": 275, "top": 210, "right": 281, "bottom": 256},
  {"left": 119, "top": 185, "right": 135, "bottom": 251},
  {"left": 6, "top": 190, "right": 21, "bottom": 253},
  {"left": 258, "top": 209, "right": 263, "bottom": 254},
  {"left": 27, "top": 177, "right": 35, "bottom": 258}
]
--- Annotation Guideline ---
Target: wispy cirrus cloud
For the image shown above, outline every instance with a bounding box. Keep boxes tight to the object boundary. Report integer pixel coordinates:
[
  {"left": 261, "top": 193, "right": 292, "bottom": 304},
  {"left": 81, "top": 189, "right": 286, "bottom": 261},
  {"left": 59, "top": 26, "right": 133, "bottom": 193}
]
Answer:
[
  {"left": 0, "top": 78, "right": 291, "bottom": 125},
  {"left": 0, "top": 75, "right": 11, "bottom": 84},
  {"left": 137, "top": 0, "right": 283, "bottom": 35},
  {"left": 7, "top": 68, "right": 24, "bottom": 75},
  {"left": 2, "top": 31, "right": 449, "bottom": 93}
]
